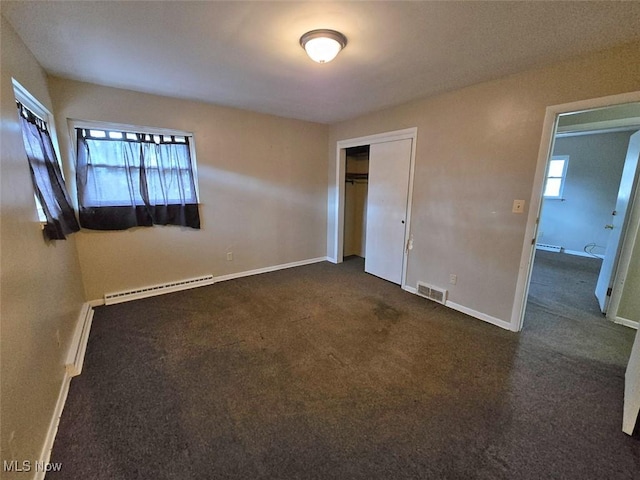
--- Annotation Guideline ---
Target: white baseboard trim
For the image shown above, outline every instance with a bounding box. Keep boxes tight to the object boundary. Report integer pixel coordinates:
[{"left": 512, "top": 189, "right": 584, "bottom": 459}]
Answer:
[
  {"left": 563, "top": 249, "right": 604, "bottom": 259},
  {"left": 445, "top": 301, "right": 515, "bottom": 331},
  {"left": 403, "top": 285, "right": 515, "bottom": 331},
  {"left": 65, "top": 303, "right": 95, "bottom": 376},
  {"left": 403, "top": 285, "right": 417, "bottom": 294},
  {"left": 36, "top": 372, "right": 71, "bottom": 480},
  {"left": 38, "top": 301, "right": 95, "bottom": 480},
  {"left": 213, "top": 256, "right": 329, "bottom": 283},
  {"left": 614, "top": 316, "right": 639, "bottom": 330}
]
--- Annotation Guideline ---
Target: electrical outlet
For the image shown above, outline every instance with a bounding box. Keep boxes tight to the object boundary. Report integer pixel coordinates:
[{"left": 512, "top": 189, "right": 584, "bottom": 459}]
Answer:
[
  {"left": 226, "top": 252, "right": 233, "bottom": 261},
  {"left": 449, "top": 274, "right": 457, "bottom": 285},
  {"left": 512, "top": 199, "right": 525, "bottom": 214}
]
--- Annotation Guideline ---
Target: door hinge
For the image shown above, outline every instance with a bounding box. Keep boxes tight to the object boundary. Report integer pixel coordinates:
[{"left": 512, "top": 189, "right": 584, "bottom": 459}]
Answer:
[{"left": 607, "top": 287, "right": 612, "bottom": 297}]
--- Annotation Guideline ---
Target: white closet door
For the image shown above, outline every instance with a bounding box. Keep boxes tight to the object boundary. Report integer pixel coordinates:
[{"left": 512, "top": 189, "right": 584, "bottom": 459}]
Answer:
[{"left": 365, "top": 138, "right": 412, "bottom": 284}]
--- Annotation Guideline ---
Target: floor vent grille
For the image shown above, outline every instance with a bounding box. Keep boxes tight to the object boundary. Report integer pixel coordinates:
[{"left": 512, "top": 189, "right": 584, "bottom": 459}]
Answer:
[
  {"left": 104, "top": 274, "right": 214, "bottom": 305},
  {"left": 416, "top": 282, "right": 448, "bottom": 305},
  {"left": 536, "top": 243, "right": 562, "bottom": 253}
]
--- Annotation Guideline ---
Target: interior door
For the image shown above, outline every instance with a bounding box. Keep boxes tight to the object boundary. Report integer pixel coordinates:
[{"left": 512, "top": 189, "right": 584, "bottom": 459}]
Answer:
[
  {"left": 365, "top": 138, "right": 412, "bottom": 284},
  {"left": 623, "top": 329, "right": 640, "bottom": 435},
  {"left": 595, "top": 131, "right": 640, "bottom": 312}
]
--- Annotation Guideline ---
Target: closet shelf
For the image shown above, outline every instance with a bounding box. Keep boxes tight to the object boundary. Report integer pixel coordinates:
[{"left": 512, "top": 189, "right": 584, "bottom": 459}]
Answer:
[{"left": 345, "top": 172, "right": 368, "bottom": 184}]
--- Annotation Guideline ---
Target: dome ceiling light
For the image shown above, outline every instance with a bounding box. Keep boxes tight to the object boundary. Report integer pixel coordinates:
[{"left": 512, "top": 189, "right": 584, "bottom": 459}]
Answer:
[{"left": 299, "top": 29, "right": 347, "bottom": 64}]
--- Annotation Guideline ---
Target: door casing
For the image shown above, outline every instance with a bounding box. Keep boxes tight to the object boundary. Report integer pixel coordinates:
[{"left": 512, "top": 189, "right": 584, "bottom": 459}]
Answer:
[
  {"left": 330, "top": 127, "right": 417, "bottom": 291},
  {"left": 511, "top": 91, "right": 640, "bottom": 331}
]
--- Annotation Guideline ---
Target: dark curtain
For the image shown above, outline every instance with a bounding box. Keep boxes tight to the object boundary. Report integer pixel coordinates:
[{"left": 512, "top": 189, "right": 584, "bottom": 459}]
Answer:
[
  {"left": 17, "top": 102, "right": 80, "bottom": 240},
  {"left": 76, "top": 129, "right": 200, "bottom": 230}
]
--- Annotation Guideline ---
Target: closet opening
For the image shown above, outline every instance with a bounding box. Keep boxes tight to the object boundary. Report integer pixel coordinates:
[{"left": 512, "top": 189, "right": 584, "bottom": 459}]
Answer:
[
  {"left": 343, "top": 145, "right": 369, "bottom": 265},
  {"left": 332, "top": 127, "right": 417, "bottom": 289}
]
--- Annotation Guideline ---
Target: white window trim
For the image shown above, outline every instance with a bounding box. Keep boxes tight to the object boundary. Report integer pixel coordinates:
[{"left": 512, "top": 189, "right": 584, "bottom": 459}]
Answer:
[
  {"left": 68, "top": 119, "right": 200, "bottom": 202},
  {"left": 544, "top": 154, "right": 569, "bottom": 200},
  {"left": 12, "top": 78, "right": 65, "bottom": 223}
]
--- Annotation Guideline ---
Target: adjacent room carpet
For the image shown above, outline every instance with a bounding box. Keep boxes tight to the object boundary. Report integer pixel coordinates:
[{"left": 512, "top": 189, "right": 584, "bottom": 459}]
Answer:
[{"left": 47, "top": 254, "right": 639, "bottom": 479}]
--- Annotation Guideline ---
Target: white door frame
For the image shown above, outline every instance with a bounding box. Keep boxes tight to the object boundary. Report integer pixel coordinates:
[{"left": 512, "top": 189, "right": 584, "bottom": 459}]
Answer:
[
  {"left": 330, "top": 127, "right": 418, "bottom": 290},
  {"left": 511, "top": 91, "right": 640, "bottom": 331}
]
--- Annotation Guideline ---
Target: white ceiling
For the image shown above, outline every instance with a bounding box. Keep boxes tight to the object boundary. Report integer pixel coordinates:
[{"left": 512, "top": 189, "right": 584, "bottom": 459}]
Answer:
[{"left": 3, "top": 1, "right": 640, "bottom": 124}]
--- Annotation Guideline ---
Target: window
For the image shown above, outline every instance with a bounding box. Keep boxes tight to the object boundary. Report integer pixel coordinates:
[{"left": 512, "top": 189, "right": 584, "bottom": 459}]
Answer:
[
  {"left": 544, "top": 155, "right": 569, "bottom": 199},
  {"left": 74, "top": 122, "right": 200, "bottom": 230},
  {"left": 13, "top": 79, "right": 80, "bottom": 240}
]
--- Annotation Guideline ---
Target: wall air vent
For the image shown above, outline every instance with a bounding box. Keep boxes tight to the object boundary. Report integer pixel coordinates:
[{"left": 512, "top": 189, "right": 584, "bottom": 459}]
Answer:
[
  {"left": 416, "top": 282, "right": 448, "bottom": 305},
  {"left": 536, "top": 243, "right": 562, "bottom": 253},
  {"left": 104, "top": 274, "right": 214, "bottom": 305}
]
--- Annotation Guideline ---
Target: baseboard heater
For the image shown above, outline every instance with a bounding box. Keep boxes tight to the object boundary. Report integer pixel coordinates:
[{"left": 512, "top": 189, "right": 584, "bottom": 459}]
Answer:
[
  {"left": 104, "top": 274, "right": 214, "bottom": 305},
  {"left": 416, "top": 282, "right": 448, "bottom": 305},
  {"left": 65, "top": 303, "right": 94, "bottom": 377},
  {"left": 536, "top": 243, "right": 562, "bottom": 253}
]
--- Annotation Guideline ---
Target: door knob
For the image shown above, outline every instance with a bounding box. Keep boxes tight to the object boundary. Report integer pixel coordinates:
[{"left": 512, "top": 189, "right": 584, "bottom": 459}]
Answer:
[{"left": 605, "top": 224, "right": 614, "bottom": 230}]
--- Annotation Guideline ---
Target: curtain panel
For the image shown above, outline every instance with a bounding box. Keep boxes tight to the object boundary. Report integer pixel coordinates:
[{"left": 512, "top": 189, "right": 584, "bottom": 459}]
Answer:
[
  {"left": 16, "top": 102, "right": 80, "bottom": 240},
  {"left": 76, "top": 128, "right": 200, "bottom": 230}
]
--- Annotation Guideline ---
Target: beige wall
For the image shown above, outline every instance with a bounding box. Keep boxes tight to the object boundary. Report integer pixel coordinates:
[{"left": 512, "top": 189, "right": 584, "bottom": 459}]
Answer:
[
  {"left": 619, "top": 226, "right": 640, "bottom": 321},
  {"left": 328, "top": 41, "right": 640, "bottom": 326},
  {"left": 0, "top": 17, "right": 86, "bottom": 476},
  {"left": 48, "top": 78, "right": 329, "bottom": 300},
  {"left": 618, "top": 130, "right": 640, "bottom": 322}
]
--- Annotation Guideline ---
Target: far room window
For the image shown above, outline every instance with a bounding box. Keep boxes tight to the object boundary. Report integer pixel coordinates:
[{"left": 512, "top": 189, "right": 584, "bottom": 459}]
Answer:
[
  {"left": 544, "top": 155, "right": 569, "bottom": 199},
  {"left": 74, "top": 122, "right": 200, "bottom": 231}
]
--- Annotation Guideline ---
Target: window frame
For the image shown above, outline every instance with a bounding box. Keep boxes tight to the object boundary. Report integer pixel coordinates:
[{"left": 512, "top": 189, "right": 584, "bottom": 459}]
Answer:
[
  {"left": 12, "top": 78, "right": 65, "bottom": 223},
  {"left": 69, "top": 119, "right": 201, "bottom": 204},
  {"left": 543, "top": 155, "right": 569, "bottom": 200}
]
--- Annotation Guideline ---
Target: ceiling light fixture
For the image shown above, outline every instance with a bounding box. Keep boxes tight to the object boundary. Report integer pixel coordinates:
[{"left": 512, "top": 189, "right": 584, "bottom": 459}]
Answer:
[{"left": 300, "top": 29, "right": 347, "bottom": 64}]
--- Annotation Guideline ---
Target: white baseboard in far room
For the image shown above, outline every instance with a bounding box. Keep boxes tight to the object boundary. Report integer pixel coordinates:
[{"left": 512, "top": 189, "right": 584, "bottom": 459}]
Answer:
[
  {"left": 536, "top": 243, "right": 562, "bottom": 253},
  {"left": 563, "top": 249, "right": 604, "bottom": 259}
]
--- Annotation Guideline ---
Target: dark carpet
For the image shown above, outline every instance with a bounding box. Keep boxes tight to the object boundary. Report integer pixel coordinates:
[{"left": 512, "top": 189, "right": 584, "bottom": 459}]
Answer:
[{"left": 47, "top": 255, "right": 639, "bottom": 479}]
